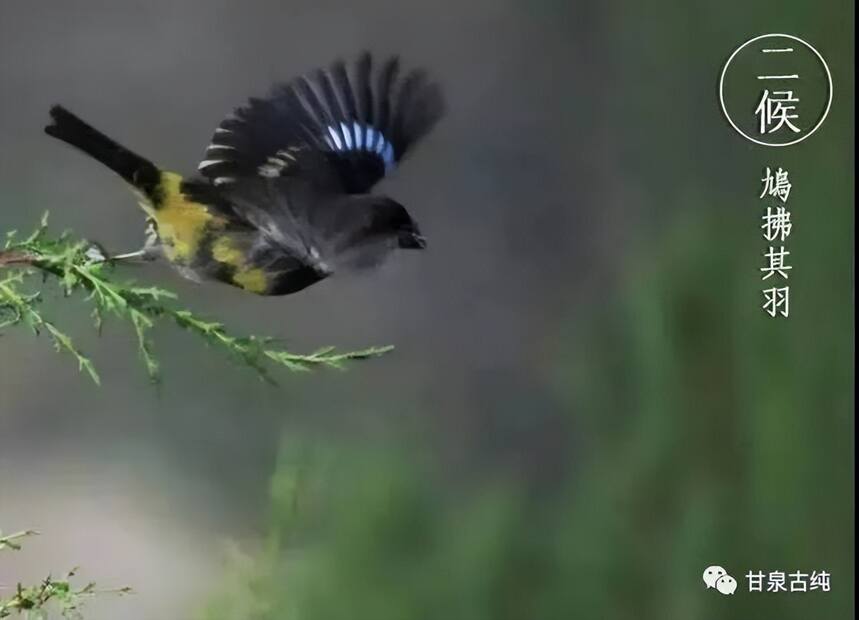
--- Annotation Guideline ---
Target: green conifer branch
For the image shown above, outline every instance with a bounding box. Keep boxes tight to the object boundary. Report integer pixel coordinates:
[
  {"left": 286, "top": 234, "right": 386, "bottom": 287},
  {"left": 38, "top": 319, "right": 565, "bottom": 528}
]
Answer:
[
  {"left": 0, "top": 529, "right": 131, "bottom": 619},
  {"left": 0, "top": 530, "right": 40, "bottom": 552},
  {"left": 0, "top": 214, "right": 393, "bottom": 384}
]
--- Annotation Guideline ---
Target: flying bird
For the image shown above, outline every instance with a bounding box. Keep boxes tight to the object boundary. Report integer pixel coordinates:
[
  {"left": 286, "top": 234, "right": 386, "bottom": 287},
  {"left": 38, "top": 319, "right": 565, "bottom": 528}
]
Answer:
[{"left": 45, "top": 53, "right": 444, "bottom": 295}]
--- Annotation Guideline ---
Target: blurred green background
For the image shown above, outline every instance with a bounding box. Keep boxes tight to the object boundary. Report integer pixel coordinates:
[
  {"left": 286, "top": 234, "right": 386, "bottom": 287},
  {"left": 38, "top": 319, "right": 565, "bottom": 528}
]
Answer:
[{"left": 0, "top": 1, "right": 853, "bottom": 619}]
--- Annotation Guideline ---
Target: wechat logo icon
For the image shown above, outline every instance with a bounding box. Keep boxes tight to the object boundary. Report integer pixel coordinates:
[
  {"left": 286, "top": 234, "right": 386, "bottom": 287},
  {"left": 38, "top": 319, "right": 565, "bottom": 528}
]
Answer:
[{"left": 703, "top": 565, "right": 737, "bottom": 595}]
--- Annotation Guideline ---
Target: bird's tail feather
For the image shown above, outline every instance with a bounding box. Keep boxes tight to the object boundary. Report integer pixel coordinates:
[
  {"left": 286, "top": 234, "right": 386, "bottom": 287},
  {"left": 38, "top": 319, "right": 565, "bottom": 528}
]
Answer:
[{"left": 45, "top": 105, "right": 162, "bottom": 198}]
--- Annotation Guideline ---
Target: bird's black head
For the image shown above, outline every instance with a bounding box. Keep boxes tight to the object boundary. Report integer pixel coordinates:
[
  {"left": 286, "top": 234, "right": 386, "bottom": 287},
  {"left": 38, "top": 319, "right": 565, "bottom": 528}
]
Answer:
[{"left": 369, "top": 197, "right": 426, "bottom": 250}]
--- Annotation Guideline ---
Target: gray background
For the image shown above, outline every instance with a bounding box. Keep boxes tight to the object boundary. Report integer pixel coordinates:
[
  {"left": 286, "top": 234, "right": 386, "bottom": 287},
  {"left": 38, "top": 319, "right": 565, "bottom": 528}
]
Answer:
[
  {"left": 1, "top": 3, "right": 613, "bottom": 616},
  {"left": 1, "top": 1, "right": 853, "bottom": 619}
]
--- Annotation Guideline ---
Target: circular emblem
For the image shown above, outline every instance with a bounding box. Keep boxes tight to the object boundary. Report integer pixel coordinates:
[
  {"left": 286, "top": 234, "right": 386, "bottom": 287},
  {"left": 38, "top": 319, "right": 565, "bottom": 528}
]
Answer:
[{"left": 719, "top": 34, "right": 832, "bottom": 147}]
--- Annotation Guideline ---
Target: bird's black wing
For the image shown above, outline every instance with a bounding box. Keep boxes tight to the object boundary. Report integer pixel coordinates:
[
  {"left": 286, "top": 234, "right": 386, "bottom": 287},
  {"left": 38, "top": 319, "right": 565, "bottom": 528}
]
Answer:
[{"left": 196, "top": 53, "right": 444, "bottom": 194}]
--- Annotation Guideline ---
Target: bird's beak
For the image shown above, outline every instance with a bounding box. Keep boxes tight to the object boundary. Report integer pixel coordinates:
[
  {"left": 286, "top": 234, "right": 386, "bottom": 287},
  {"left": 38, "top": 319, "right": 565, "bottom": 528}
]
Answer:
[{"left": 400, "top": 231, "right": 427, "bottom": 249}]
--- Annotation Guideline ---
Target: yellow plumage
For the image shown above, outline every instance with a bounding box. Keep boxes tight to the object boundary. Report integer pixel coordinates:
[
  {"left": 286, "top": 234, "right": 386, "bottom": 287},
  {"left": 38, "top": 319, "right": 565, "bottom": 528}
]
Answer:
[
  {"left": 145, "top": 172, "right": 222, "bottom": 262},
  {"left": 136, "top": 172, "right": 268, "bottom": 293},
  {"left": 210, "top": 236, "right": 268, "bottom": 293}
]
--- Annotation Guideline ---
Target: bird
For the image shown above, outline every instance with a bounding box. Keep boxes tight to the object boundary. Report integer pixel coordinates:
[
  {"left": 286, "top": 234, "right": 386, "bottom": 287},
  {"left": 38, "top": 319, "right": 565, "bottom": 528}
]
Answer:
[{"left": 44, "top": 52, "right": 444, "bottom": 296}]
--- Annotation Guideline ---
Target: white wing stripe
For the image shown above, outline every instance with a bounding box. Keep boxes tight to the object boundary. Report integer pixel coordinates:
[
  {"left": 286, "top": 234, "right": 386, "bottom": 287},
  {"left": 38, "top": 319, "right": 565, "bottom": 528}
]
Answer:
[
  {"left": 353, "top": 121, "right": 364, "bottom": 149},
  {"left": 321, "top": 123, "right": 396, "bottom": 170},
  {"left": 327, "top": 126, "right": 343, "bottom": 150},
  {"left": 340, "top": 122, "right": 353, "bottom": 149},
  {"left": 198, "top": 159, "right": 227, "bottom": 170},
  {"left": 382, "top": 142, "right": 395, "bottom": 167},
  {"left": 202, "top": 119, "right": 399, "bottom": 180}
]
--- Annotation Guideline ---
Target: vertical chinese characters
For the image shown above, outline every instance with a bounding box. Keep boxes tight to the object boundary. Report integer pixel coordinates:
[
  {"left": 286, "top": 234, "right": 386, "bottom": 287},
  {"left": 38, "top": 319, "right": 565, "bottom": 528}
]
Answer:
[
  {"left": 755, "top": 46, "right": 801, "bottom": 135},
  {"left": 760, "top": 167, "right": 792, "bottom": 317},
  {"left": 720, "top": 34, "right": 831, "bottom": 147}
]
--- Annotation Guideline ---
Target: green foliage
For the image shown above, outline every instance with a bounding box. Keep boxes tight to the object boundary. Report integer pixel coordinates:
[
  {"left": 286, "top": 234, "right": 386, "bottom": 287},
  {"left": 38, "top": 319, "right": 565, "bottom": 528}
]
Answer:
[
  {"left": 0, "top": 570, "right": 131, "bottom": 620},
  {"left": 0, "top": 214, "right": 392, "bottom": 384},
  {"left": 199, "top": 196, "right": 852, "bottom": 620},
  {"left": 199, "top": 441, "right": 551, "bottom": 620},
  {"left": 0, "top": 531, "right": 39, "bottom": 553},
  {"left": 0, "top": 530, "right": 130, "bottom": 619}
]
